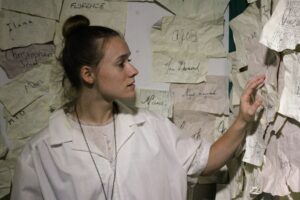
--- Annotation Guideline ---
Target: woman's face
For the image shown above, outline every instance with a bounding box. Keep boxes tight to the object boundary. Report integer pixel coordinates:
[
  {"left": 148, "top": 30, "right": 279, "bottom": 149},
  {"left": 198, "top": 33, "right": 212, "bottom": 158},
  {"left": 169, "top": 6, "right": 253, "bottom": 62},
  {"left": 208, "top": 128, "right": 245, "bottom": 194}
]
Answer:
[{"left": 94, "top": 36, "right": 139, "bottom": 101}]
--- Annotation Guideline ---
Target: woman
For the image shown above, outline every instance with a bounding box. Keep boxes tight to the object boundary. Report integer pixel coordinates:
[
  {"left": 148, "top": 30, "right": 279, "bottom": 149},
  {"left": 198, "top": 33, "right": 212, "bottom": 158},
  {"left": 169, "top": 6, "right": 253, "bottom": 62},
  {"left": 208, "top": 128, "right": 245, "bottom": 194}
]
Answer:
[{"left": 11, "top": 15, "right": 265, "bottom": 200}]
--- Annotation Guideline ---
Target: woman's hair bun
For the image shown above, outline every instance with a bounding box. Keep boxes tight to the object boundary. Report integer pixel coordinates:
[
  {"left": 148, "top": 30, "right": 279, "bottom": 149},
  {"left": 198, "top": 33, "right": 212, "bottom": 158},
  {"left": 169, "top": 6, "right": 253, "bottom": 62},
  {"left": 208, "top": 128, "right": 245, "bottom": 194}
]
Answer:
[{"left": 62, "top": 15, "right": 90, "bottom": 38}]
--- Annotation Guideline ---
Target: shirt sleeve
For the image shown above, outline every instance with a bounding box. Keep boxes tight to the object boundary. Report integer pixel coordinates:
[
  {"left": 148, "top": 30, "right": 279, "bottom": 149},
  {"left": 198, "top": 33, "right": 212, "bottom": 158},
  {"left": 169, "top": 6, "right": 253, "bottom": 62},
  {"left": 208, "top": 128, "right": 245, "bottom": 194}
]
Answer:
[
  {"left": 186, "top": 139, "right": 211, "bottom": 184},
  {"left": 10, "top": 144, "right": 43, "bottom": 200},
  {"left": 151, "top": 113, "right": 212, "bottom": 183}
]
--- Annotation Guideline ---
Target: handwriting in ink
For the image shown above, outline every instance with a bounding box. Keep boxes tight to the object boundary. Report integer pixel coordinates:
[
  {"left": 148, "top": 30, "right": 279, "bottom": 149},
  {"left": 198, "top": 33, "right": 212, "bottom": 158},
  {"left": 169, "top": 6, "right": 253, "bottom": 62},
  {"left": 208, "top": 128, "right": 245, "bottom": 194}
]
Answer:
[
  {"left": 8, "top": 110, "right": 26, "bottom": 125},
  {"left": 24, "top": 80, "right": 43, "bottom": 93},
  {"left": 281, "top": 5, "right": 300, "bottom": 27},
  {"left": 6, "top": 20, "right": 33, "bottom": 40},
  {"left": 165, "top": 58, "right": 201, "bottom": 74},
  {"left": 141, "top": 95, "right": 164, "bottom": 106},
  {"left": 172, "top": 29, "right": 198, "bottom": 44},
  {"left": 192, "top": 128, "right": 202, "bottom": 140},
  {"left": 183, "top": 88, "right": 217, "bottom": 98},
  {"left": 217, "top": 120, "right": 226, "bottom": 133},
  {"left": 70, "top": 2, "right": 105, "bottom": 9}
]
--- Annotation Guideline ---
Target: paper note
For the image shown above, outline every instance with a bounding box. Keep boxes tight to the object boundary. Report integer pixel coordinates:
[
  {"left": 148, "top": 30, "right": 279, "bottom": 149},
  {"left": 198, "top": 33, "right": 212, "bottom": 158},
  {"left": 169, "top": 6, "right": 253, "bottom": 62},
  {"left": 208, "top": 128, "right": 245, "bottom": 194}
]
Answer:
[
  {"left": 152, "top": 15, "right": 226, "bottom": 58},
  {"left": 0, "top": 160, "right": 12, "bottom": 199},
  {"left": 173, "top": 109, "right": 216, "bottom": 141},
  {"left": 242, "top": 164, "right": 263, "bottom": 197},
  {"left": 151, "top": 14, "right": 227, "bottom": 83},
  {"left": 0, "top": 44, "right": 55, "bottom": 79},
  {"left": 0, "top": 134, "right": 7, "bottom": 159},
  {"left": 0, "top": 61, "right": 52, "bottom": 115},
  {"left": 135, "top": 88, "right": 172, "bottom": 118},
  {"left": 170, "top": 75, "right": 229, "bottom": 114},
  {"left": 176, "top": 0, "right": 229, "bottom": 21},
  {"left": 230, "top": 3, "right": 262, "bottom": 68},
  {"left": 243, "top": 125, "right": 267, "bottom": 166},
  {"left": 278, "top": 52, "right": 300, "bottom": 123},
  {"left": 1, "top": 0, "right": 63, "bottom": 20},
  {"left": 213, "top": 115, "right": 229, "bottom": 140},
  {"left": 0, "top": 10, "right": 56, "bottom": 50},
  {"left": 151, "top": 52, "right": 208, "bottom": 83},
  {"left": 260, "top": 0, "right": 300, "bottom": 51},
  {"left": 54, "top": 0, "right": 127, "bottom": 56},
  {"left": 4, "top": 95, "right": 52, "bottom": 140}
]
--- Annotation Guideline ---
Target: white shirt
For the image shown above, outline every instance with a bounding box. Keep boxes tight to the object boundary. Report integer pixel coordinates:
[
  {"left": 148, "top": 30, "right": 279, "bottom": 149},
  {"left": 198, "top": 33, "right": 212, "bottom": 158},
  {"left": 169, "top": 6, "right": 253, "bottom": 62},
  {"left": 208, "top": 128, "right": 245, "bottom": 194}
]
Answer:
[{"left": 11, "top": 102, "right": 211, "bottom": 200}]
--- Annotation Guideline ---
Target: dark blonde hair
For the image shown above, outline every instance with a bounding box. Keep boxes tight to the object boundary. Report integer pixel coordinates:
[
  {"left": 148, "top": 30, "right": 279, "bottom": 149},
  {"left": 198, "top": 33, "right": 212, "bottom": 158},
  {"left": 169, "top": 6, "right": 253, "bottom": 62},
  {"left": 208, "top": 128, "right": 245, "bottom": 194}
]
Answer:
[{"left": 60, "top": 15, "right": 121, "bottom": 90}]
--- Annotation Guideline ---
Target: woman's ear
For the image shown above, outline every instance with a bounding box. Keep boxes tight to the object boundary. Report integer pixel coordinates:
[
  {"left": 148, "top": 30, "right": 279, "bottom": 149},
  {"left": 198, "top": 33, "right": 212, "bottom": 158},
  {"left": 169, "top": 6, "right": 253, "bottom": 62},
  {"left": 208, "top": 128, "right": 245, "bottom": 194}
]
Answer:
[{"left": 80, "top": 65, "right": 95, "bottom": 85}]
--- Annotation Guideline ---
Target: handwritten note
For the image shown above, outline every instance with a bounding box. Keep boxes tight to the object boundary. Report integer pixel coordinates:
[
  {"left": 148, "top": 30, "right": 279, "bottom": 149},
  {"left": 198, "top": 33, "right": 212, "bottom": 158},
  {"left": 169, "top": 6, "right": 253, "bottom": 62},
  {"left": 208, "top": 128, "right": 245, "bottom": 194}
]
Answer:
[
  {"left": 0, "top": 44, "right": 55, "bottom": 78},
  {"left": 230, "top": 3, "right": 261, "bottom": 68},
  {"left": 1, "top": 0, "right": 63, "bottom": 20},
  {"left": 213, "top": 115, "right": 229, "bottom": 140},
  {"left": 135, "top": 88, "right": 172, "bottom": 118},
  {"left": 0, "top": 10, "right": 56, "bottom": 50},
  {"left": 0, "top": 62, "right": 51, "bottom": 115},
  {"left": 55, "top": 0, "right": 127, "bottom": 56},
  {"left": 173, "top": 109, "right": 216, "bottom": 141},
  {"left": 151, "top": 15, "right": 226, "bottom": 58},
  {"left": 243, "top": 125, "right": 266, "bottom": 166},
  {"left": 260, "top": 0, "right": 300, "bottom": 51},
  {"left": 3, "top": 95, "right": 52, "bottom": 140},
  {"left": 278, "top": 52, "right": 300, "bottom": 122},
  {"left": 152, "top": 53, "right": 208, "bottom": 83},
  {"left": 170, "top": 75, "right": 229, "bottom": 114},
  {"left": 151, "top": 14, "right": 227, "bottom": 83}
]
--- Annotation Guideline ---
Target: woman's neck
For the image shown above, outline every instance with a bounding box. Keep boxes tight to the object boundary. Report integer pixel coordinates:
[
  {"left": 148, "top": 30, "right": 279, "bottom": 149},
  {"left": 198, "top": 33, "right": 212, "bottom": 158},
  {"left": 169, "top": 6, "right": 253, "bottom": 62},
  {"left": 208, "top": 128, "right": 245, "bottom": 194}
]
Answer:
[{"left": 74, "top": 94, "right": 114, "bottom": 125}]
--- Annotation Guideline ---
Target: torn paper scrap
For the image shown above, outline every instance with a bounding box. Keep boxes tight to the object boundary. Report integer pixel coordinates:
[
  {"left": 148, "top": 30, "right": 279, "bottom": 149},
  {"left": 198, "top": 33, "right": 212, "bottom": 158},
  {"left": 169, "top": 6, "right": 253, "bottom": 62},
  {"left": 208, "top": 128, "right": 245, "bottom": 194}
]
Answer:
[
  {"left": 172, "top": 109, "right": 216, "bottom": 141},
  {"left": 230, "top": 3, "right": 262, "bottom": 68},
  {"left": 0, "top": 44, "right": 55, "bottom": 79},
  {"left": 0, "top": 61, "right": 52, "bottom": 115},
  {"left": 0, "top": 10, "right": 56, "bottom": 50},
  {"left": 1, "top": 0, "right": 63, "bottom": 20},
  {"left": 0, "top": 160, "right": 12, "bottom": 199},
  {"left": 151, "top": 15, "right": 226, "bottom": 59},
  {"left": 260, "top": 0, "right": 300, "bottom": 51},
  {"left": 278, "top": 52, "right": 300, "bottom": 123},
  {"left": 170, "top": 75, "right": 229, "bottom": 114},
  {"left": 135, "top": 88, "right": 172, "bottom": 118},
  {"left": 3, "top": 95, "right": 52, "bottom": 140},
  {"left": 176, "top": 0, "right": 229, "bottom": 21},
  {"left": 243, "top": 124, "right": 267, "bottom": 166},
  {"left": 54, "top": 0, "right": 127, "bottom": 56}
]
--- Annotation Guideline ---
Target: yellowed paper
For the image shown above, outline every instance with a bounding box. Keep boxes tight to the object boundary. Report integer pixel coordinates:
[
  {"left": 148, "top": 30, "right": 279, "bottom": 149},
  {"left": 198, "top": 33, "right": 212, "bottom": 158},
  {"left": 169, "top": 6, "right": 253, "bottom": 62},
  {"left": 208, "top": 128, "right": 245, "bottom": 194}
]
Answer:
[
  {"left": 151, "top": 14, "right": 227, "bottom": 83},
  {"left": 0, "top": 10, "right": 56, "bottom": 50},
  {"left": 0, "top": 61, "right": 52, "bottom": 115},
  {"left": 135, "top": 88, "right": 172, "bottom": 118},
  {"left": 54, "top": 0, "right": 127, "bottom": 56},
  {"left": 4, "top": 95, "right": 52, "bottom": 140},
  {"left": 230, "top": 3, "right": 262, "bottom": 68},
  {"left": 173, "top": 109, "right": 215, "bottom": 141},
  {"left": 278, "top": 52, "right": 300, "bottom": 123},
  {"left": 152, "top": 15, "right": 226, "bottom": 58},
  {"left": 0, "top": 43, "right": 55, "bottom": 78},
  {"left": 243, "top": 125, "right": 267, "bottom": 166},
  {"left": 170, "top": 76, "right": 229, "bottom": 114},
  {"left": 176, "top": 0, "right": 229, "bottom": 21},
  {"left": 0, "top": 160, "right": 12, "bottom": 199},
  {"left": 0, "top": 134, "right": 7, "bottom": 159},
  {"left": 152, "top": 52, "right": 208, "bottom": 83},
  {"left": 260, "top": 0, "right": 300, "bottom": 51},
  {"left": 1, "top": 0, "right": 63, "bottom": 20},
  {"left": 154, "top": 0, "right": 182, "bottom": 14}
]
